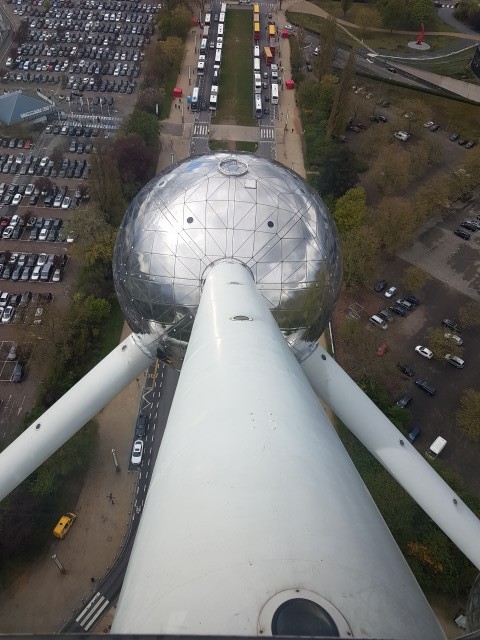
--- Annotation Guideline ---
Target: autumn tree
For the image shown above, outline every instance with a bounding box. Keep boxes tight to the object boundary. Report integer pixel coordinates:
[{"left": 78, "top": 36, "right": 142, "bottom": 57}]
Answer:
[
  {"left": 456, "top": 389, "right": 480, "bottom": 441},
  {"left": 50, "top": 146, "right": 64, "bottom": 167},
  {"left": 333, "top": 186, "right": 366, "bottom": 236},
  {"left": 370, "top": 147, "right": 411, "bottom": 196},
  {"left": 413, "top": 172, "right": 453, "bottom": 223},
  {"left": 315, "top": 16, "right": 336, "bottom": 81},
  {"left": 88, "top": 139, "right": 126, "bottom": 225},
  {"left": 315, "top": 140, "right": 359, "bottom": 199},
  {"left": 398, "top": 98, "right": 430, "bottom": 133},
  {"left": 342, "top": 225, "right": 380, "bottom": 288},
  {"left": 137, "top": 87, "right": 165, "bottom": 116},
  {"left": 34, "top": 177, "right": 52, "bottom": 194},
  {"left": 371, "top": 195, "right": 416, "bottom": 254},
  {"left": 427, "top": 328, "right": 462, "bottom": 361},
  {"left": 458, "top": 300, "right": 480, "bottom": 329},
  {"left": 112, "top": 133, "right": 156, "bottom": 199},
  {"left": 327, "top": 50, "right": 355, "bottom": 137},
  {"left": 357, "top": 125, "right": 393, "bottom": 161},
  {"left": 402, "top": 265, "right": 430, "bottom": 293}
]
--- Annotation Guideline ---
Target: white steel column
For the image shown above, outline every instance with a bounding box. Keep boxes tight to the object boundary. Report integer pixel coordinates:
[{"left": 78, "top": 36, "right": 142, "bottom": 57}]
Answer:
[
  {"left": 112, "top": 260, "right": 444, "bottom": 639},
  {"left": 301, "top": 344, "right": 480, "bottom": 570},
  {"left": 0, "top": 333, "right": 154, "bottom": 502}
]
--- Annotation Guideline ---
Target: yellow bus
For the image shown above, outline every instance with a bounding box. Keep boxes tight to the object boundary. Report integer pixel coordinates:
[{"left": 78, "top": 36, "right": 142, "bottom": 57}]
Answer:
[
  {"left": 268, "top": 24, "right": 276, "bottom": 38},
  {"left": 253, "top": 3, "right": 260, "bottom": 14}
]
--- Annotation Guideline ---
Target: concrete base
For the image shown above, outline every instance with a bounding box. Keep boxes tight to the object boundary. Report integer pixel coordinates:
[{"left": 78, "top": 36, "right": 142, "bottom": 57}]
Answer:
[{"left": 408, "top": 41, "right": 431, "bottom": 50}]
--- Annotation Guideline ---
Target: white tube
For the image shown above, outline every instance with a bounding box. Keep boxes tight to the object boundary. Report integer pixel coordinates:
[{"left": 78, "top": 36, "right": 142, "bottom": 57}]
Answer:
[
  {"left": 113, "top": 260, "right": 444, "bottom": 639},
  {"left": 0, "top": 334, "right": 153, "bottom": 502},
  {"left": 301, "top": 344, "right": 480, "bottom": 570}
]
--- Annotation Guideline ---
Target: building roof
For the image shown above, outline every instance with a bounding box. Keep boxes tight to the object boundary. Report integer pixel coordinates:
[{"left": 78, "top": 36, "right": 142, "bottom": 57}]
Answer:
[{"left": 0, "top": 90, "right": 56, "bottom": 125}]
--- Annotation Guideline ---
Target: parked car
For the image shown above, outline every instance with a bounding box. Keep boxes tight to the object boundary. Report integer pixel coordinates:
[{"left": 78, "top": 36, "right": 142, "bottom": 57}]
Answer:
[
  {"left": 396, "top": 395, "right": 413, "bottom": 408},
  {"left": 445, "top": 354, "right": 464, "bottom": 369},
  {"left": 384, "top": 286, "right": 397, "bottom": 298},
  {"left": 389, "top": 304, "right": 406, "bottom": 317},
  {"left": 415, "top": 378, "right": 436, "bottom": 396},
  {"left": 376, "top": 343, "right": 389, "bottom": 357},
  {"left": 415, "top": 345, "right": 433, "bottom": 359},
  {"left": 378, "top": 309, "right": 393, "bottom": 323},
  {"left": 374, "top": 280, "right": 387, "bottom": 293},
  {"left": 1, "top": 305, "right": 14, "bottom": 323},
  {"left": 407, "top": 425, "right": 421, "bottom": 443},
  {"left": 131, "top": 439, "right": 144, "bottom": 465},
  {"left": 397, "top": 363, "right": 414, "bottom": 377},
  {"left": 454, "top": 229, "right": 470, "bottom": 240},
  {"left": 444, "top": 332, "right": 463, "bottom": 346},
  {"left": 404, "top": 294, "right": 420, "bottom": 306},
  {"left": 13, "top": 362, "right": 24, "bottom": 382},
  {"left": 135, "top": 414, "right": 148, "bottom": 438},
  {"left": 442, "top": 319, "right": 460, "bottom": 332}
]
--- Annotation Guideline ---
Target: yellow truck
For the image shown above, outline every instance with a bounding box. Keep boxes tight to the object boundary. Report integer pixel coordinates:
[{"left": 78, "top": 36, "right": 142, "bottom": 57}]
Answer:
[{"left": 53, "top": 512, "right": 77, "bottom": 539}]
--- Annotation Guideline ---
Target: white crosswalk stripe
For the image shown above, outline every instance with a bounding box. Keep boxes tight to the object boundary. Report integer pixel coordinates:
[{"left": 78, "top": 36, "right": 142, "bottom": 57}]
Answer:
[
  {"left": 193, "top": 124, "right": 209, "bottom": 136},
  {"left": 260, "top": 127, "right": 275, "bottom": 140},
  {"left": 75, "top": 591, "right": 110, "bottom": 631}
]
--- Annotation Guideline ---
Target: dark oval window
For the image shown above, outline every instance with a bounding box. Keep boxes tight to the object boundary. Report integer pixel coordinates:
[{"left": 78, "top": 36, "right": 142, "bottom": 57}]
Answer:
[{"left": 271, "top": 598, "right": 339, "bottom": 637}]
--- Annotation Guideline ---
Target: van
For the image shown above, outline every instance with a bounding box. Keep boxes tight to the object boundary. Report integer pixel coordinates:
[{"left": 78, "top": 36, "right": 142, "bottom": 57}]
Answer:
[
  {"left": 53, "top": 512, "right": 76, "bottom": 539},
  {"left": 369, "top": 314, "right": 388, "bottom": 330},
  {"left": 40, "top": 262, "right": 53, "bottom": 282},
  {"left": 426, "top": 436, "right": 447, "bottom": 460},
  {"left": 271, "top": 63, "right": 278, "bottom": 80},
  {"left": 200, "top": 37, "right": 207, "bottom": 53}
]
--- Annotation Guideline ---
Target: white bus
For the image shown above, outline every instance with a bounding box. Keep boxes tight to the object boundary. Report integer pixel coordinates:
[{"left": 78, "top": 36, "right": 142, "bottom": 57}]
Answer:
[
  {"left": 197, "top": 61, "right": 205, "bottom": 75},
  {"left": 209, "top": 93, "right": 218, "bottom": 111},
  {"left": 271, "top": 83, "right": 279, "bottom": 105},
  {"left": 200, "top": 38, "right": 207, "bottom": 53},
  {"left": 191, "top": 86, "right": 199, "bottom": 111},
  {"left": 254, "top": 45, "right": 260, "bottom": 58},
  {"left": 255, "top": 94, "right": 262, "bottom": 118},
  {"left": 205, "top": 12, "right": 211, "bottom": 25},
  {"left": 211, "top": 84, "right": 218, "bottom": 95},
  {"left": 254, "top": 73, "right": 261, "bottom": 94},
  {"left": 202, "top": 25, "right": 209, "bottom": 38},
  {"left": 218, "top": 23, "right": 224, "bottom": 35},
  {"left": 254, "top": 57, "right": 260, "bottom": 72},
  {"left": 220, "top": 2, "right": 226, "bottom": 13},
  {"left": 215, "top": 48, "right": 222, "bottom": 65},
  {"left": 219, "top": 12, "right": 225, "bottom": 23},
  {"left": 271, "top": 63, "right": 278, "bottom": 81}
]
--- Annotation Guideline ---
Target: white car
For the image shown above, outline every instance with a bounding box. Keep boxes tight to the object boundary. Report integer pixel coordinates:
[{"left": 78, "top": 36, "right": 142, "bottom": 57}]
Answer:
[
  {"left": 2, "top": 225, "right": 15, "bottom": 239},
  {"left": 384, "top": 286, "right": 397, "bottom": 298},
  {"left": 38, "top": 228, "right": 49, "bottom": 241},
  {"left": 444, "top": 332, "right": 463, "bottom": 346},
  {"left": 52, "top": 268, "right": 62, "bottom": 282},
  {"left": 394, "top": 131, "right": 410, "bottom": 142},
  {"left": 12, "top": 193, "right": 22, "bottom": 206},
  {"left": 284, "top": 23, "right": 293, "bottom": 30},
  {"left": 423, "top": 121, "right": 434, "bottom": 128},
  {"left": 25, "top": 183, "right": 35, "bottom": 196},
  {"left": 39, "top": 156, "right": 49, "bottom": 168},
  {"left": 1, "top": 306, "right": 15, "bottom": 324},
  {"left": 61, "top": 196, "right": 71, "bottom": 209},
  {"left": 415, "top": 345, "right": 433, "bottom": 359},
  {"left": 131, "top": 439, "right": 144, "bottom": 465}
]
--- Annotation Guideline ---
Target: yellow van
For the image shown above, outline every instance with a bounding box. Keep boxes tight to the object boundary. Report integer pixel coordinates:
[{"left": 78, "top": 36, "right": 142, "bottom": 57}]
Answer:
[{"left": 53, "top": 512, "right": 77, "bottom": 539}]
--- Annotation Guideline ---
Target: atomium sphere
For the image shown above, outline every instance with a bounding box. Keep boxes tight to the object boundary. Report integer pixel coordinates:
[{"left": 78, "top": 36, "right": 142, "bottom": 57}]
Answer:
[{"left": 113, "top": 153, "right": 342, "bottom": 369}]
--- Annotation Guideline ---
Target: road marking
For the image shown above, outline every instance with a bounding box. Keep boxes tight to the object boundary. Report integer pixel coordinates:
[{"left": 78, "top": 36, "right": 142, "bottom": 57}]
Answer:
[
  {"left": 260, "top": 127, "right": 275, "bottom": 140},
  {"left": 76, "top": 592, "right": 110, "bottom": 630},
  {"left": 193, "top": 123, "right": 209, "bottom": 136}
]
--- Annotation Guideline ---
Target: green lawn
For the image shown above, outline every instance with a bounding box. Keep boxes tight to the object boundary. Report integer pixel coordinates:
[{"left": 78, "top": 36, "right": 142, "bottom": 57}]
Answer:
[
  {"left": 287, "top": 11, "right": 459, "bottom": 53},
  {"left": 215, "top": 10, "right": 255, "bottom": 126},
  {"left": 210, "top": 140, "right": 258, "bottom": 152}
]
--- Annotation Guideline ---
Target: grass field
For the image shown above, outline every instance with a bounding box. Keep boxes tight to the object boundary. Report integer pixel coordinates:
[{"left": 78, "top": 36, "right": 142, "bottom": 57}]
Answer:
[
  {"left": 287, "top": 11, "right": 459, "bottom": 53},
  {"left": 215, "top": 10, "right": 255, "bottom": 126}
]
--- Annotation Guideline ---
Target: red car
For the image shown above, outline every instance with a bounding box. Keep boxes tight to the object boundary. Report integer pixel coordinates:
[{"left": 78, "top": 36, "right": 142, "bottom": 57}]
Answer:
[
  {"left": 376, "top": 343, "right": 389, "bottom": 357},
  {"left": 23, "top": 140, "right": 32, "bottom": 149}
]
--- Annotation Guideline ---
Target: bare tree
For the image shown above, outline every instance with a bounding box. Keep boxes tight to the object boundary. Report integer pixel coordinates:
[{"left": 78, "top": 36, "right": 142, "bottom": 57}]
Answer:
[
  {"left": 327, "top": 50, "right": 355, "bottom": 137},
  {"left": 314, "top": 16, "right": 336, "bottom": 81}
]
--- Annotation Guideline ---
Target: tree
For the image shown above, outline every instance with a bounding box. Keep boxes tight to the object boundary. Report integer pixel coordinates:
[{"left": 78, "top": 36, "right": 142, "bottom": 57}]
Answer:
[
  {"left": 34, "top": 177, "right": 52, "bottom": 195},
  {"left": 136, "top": 87, "right": 164, "bottom": 115},
  {"left": 413, "top": 173, "right": 452, "bottom": 223},
  {"left": 327, "top": 50, "right": 355, "bottom": 137},
  {"left": 357, "top": 126, "right": 393, "bottom": 161},
  {"left": 315, "top": 16, "right": 336, "bottom": 81},
  {"left": 458, "top": 300, "right": 480, "bottom": 329},
  {"left": 456, "top": 389, "right": 480, "bottom": 441},
  {"left": 333, "top": 186, "right": 366, "bottom": 236},
  {"left": 50, "top": 146, "right": 64, "bottom": 167},
  {"left": 398, "top": 98, "right": 430, "bottom": 133},
  {"left": 342, "top": 225, "right": 380, "bottom": 288},
  {"left": 112, "top": 133, "right": 156, "bottom": 199},
  {"left": 377, "top": 0, "right": 409, "bottom": 30},
  {"left": 340, "top": 0, "right": 353, "bottom": 17},
  {"left": 427, "top": 328, "right": 462, "bottom": 361},
  {"left": 402, "top": 266, "right": 430, "bottom": 293},
  {"left": 370, "top": 147, "right": 411, "bottom": 196},
  {"left": 371, "top": 196, "right": 416, "bottom": 254},
  {"left": 408, "top": 0, "right": 434, "bottom": 25},
  {"left": 66, "top": 208, "right": 117, "bottom": 271},
  {"left": 88, "top": 139, "right": 126, "bottom": 225},
  {"left": 126, "top": 109, "right": 160, "bottom": 150},
  {"left": 315, "top": 140, "right": 359, "bottom": 199}
]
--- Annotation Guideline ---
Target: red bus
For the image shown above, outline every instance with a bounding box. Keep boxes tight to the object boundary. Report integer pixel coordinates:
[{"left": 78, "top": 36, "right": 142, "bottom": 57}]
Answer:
[
  {"left": 263, "top": 46, "right": 273, "bottom": 66},
  {"left": 269, "top": 37, "right": 276, "bottom": 55},
  {"left": 254, "top": 22, "right": 260, "bottom": 40}
]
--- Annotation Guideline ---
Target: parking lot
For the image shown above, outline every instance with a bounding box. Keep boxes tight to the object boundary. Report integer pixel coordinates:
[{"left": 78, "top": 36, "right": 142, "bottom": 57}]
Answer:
[{"left": 335, "top": 192, "right": 480, "bottom": 495}]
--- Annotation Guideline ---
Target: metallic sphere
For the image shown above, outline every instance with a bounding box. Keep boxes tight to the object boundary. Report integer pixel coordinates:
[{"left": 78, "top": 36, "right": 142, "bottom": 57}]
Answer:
[{"left": 113, "top": 153, "right": 342, "bottom": 369}]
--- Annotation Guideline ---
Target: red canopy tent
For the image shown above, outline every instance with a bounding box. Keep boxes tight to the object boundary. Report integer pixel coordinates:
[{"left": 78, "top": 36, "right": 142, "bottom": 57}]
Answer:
[
  {"left": 173, "top": 87, "right": 183, "bottom": 98},
  {"left": 281, "top": 29, "right": 290, "bottom": 38},
  {"left": 285, "top": 79, "right": 295, "bottom": 90}
]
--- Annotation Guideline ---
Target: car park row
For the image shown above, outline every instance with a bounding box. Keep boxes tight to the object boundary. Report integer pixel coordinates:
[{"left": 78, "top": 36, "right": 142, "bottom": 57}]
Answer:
[{"left": 0, "top": 252, "right": 68, "bottom": 284}]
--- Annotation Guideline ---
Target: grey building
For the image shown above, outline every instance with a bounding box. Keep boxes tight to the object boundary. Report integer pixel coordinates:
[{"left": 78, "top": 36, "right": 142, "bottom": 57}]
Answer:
[{"left": 0, "top": 90, "right": 56, "bottom": 126}]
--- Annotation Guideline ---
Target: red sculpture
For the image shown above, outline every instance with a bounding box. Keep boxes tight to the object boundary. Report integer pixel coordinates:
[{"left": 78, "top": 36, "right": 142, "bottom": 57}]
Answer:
[{"left": 417, "top": 22, "right": 424, "bottom": 45}]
